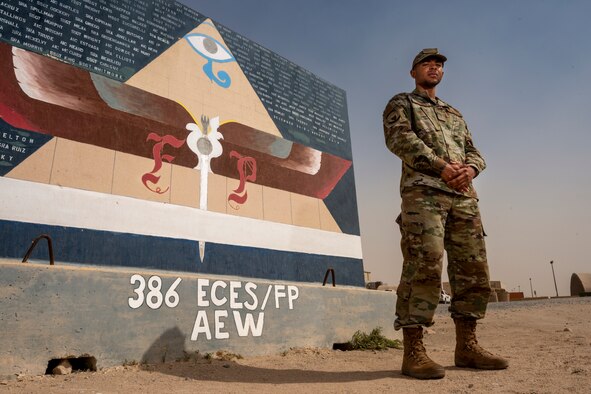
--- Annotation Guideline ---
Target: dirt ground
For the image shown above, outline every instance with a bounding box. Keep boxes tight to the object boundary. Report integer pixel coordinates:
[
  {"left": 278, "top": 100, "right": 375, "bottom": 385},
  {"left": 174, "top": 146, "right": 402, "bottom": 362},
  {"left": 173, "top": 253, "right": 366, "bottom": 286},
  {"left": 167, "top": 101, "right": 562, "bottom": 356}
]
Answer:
[{"left": 2, "top": 297, "right": 590, "bottom": 393}]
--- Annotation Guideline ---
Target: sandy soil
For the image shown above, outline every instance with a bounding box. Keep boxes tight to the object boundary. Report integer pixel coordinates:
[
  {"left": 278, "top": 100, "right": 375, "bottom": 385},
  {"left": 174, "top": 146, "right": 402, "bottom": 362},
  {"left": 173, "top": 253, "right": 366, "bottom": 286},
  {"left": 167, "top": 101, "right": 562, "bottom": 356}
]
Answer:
[{"left": 2, "top": 297, "right": 590, "bottom": 393}]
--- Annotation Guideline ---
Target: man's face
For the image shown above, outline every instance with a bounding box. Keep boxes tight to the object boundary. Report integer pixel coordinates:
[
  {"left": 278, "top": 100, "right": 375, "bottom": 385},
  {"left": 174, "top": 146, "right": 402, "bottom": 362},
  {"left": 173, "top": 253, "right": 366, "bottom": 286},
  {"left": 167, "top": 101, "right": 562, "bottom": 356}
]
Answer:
[{"left": 411, "top": 58, "right": 444, "bottom": 89}]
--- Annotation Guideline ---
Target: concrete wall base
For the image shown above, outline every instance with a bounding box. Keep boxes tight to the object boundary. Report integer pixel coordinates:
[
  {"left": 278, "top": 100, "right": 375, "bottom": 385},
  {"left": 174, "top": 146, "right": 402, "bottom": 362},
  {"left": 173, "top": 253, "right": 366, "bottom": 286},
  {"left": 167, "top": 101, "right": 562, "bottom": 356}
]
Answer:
[{"left": 0, "top": 260, "right": 398, "bottom": 379}]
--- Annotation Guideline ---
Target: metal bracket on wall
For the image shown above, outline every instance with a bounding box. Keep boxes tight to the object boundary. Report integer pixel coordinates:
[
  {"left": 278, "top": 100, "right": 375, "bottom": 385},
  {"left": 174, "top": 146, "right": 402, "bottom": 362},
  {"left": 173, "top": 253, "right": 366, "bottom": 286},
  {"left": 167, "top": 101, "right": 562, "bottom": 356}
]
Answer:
[
  {"left": 323, "top": 268, "right": 336, "bottom": 287},
  {"left": 22, "top": 234, "right": 55, "bottom": 266}
]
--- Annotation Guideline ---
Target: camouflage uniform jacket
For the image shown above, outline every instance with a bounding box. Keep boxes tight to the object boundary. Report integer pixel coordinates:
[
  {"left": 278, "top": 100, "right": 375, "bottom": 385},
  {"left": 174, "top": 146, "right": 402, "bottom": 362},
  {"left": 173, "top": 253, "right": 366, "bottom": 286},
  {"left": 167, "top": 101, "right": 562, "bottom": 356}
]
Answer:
[{"left": 383, "top": 89, "right": 486, "bottom": 198}]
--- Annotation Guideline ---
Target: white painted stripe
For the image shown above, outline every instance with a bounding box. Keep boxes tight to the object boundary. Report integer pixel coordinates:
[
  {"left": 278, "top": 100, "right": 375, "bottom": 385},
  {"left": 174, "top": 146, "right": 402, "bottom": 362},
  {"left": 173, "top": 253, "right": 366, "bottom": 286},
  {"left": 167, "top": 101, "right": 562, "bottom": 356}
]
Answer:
[{"left": 0, "top": 177, "right": 363, "bottom": 259}]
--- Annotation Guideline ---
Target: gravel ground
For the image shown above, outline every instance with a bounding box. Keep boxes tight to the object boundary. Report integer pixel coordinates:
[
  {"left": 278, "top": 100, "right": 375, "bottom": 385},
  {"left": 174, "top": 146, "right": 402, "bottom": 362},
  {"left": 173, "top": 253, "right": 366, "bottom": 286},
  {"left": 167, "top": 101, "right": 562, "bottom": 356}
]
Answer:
[{"left": 2, "top": 296, "right": 590, "bottom": 393}]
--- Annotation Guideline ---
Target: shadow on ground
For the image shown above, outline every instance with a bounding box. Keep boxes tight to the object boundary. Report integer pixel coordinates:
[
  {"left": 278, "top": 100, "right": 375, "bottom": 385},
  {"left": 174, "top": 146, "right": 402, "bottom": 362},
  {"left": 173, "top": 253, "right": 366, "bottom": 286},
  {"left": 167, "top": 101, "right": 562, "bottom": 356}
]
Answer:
[
  {"left": 138, "top": 326, "right": 407, "bottom": 384},
  {"left": 140, "top": 358, "right": 405, "bottom": 384}
]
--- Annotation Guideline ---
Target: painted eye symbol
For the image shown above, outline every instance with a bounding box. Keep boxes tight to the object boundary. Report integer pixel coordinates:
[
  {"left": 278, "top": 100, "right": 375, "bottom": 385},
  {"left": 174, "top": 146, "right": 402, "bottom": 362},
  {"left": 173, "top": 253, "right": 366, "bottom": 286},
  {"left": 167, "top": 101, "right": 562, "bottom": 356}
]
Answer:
[
  {"left": 184, "top": 33, "right": 235, "bottom": 88},
  {"left": 185, "top": 34, "right": 235, "bottom": 63}
]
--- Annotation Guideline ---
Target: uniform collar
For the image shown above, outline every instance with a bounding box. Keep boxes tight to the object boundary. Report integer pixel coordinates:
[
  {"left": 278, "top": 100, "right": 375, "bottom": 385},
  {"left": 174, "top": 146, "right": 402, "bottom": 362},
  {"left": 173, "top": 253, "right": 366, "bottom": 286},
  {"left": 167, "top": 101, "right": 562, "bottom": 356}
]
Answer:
[{"left": 411, "top": 89, "right": 446, "bottom": 107}]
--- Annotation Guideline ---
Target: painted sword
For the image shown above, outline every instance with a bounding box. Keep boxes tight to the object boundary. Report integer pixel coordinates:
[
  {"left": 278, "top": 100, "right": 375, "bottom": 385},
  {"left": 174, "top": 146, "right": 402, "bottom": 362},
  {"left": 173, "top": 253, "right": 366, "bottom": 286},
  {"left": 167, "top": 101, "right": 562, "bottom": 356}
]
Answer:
[{"left": 186, "top": 115, "right": 224, "bottom": 262}]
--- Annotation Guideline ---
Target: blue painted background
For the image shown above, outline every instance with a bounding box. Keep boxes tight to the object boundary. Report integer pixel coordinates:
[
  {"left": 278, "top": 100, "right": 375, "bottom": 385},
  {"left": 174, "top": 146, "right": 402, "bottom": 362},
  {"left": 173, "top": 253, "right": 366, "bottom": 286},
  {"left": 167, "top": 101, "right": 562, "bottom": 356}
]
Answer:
[{"left": 0, "top": 220, "right": 365, "bottom": 287}]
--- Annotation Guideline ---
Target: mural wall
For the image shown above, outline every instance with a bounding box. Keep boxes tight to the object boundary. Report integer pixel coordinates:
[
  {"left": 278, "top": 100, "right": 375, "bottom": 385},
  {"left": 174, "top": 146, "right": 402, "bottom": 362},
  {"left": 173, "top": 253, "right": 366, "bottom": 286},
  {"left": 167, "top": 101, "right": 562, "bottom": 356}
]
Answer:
[{"left": 0, "top": 0, "right": 363, "bottom": 286}]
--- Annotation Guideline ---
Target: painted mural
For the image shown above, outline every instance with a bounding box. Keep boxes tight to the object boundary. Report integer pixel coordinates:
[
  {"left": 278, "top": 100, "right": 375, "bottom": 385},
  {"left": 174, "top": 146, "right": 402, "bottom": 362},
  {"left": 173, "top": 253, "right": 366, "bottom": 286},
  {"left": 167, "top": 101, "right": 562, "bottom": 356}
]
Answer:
[{"left": 0, "top": 0, "right": 363, "bottom": 286}]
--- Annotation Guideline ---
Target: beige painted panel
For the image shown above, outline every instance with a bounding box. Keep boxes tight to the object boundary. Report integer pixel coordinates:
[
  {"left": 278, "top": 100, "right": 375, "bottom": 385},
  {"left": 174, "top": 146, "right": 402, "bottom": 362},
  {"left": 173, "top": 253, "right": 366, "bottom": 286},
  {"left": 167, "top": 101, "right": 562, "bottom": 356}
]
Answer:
[
  {"left": 205, "top": 85, "right": 241, "bottom": 112},
  {"left": 202, "top": 103, "right": 244, "bottom": 127},
  {"left": 207, "top": 172, "right": 227, "bottom": 214},
  {"left": 5, "top": 138, "right": 56, "bottom": 184},
  {"left": 176, "top": 98, "right": 204, "bottom": 123},
  {"left": 50, "top": 138, "right": 114, "bottom": 194},
  {"left": 126, "top": 19, "right": 281, "bottom": 136},
  {"left": 128, "top": 67, "right": 170, "bottom": 99},
  {"left": 262, "top": 186, "right": 292, "bottom": 225},
  {"left": 112, "top": 152, "right": 171, "bottom": 203},
  {"left": 319, "top": 201, "right": 342, "bottom": 233},
  {"left": 149, "top": 71, "right": 170, "bottom": 98},
  {"left": 291, "top": 193, "right": 321, "bottom": 229},
  {"left": 226, "top": 178, "right": 264, "bottom": 220},
  {"left": 170, "top": 165, "right": 200, "bottom": 208}
]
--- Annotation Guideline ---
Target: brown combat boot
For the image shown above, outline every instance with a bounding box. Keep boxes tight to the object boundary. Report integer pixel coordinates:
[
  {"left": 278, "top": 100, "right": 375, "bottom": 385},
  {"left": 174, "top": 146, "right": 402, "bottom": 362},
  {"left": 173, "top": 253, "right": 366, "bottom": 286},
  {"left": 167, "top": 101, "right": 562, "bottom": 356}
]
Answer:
[
  {"left": 454, "top": 318, "right": 509, "bottom": 369},
  {"left": 401, "top": 327, "right": 445, "bottom": 379}
]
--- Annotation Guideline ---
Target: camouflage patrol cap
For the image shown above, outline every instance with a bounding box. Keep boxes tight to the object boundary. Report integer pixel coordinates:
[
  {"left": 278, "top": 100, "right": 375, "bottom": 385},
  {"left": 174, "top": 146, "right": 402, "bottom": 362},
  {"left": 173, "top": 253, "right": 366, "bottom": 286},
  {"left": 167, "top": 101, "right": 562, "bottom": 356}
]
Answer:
[{"left": 412, "top": 48, "right": 447, "bottom": 69}]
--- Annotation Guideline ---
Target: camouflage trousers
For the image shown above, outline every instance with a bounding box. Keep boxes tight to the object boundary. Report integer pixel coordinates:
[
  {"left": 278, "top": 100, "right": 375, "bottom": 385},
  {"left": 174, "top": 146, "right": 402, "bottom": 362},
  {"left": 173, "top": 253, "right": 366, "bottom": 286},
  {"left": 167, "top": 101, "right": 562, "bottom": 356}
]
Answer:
[{"left": 394, "top": 186, "right": 491, "bottom": 330}]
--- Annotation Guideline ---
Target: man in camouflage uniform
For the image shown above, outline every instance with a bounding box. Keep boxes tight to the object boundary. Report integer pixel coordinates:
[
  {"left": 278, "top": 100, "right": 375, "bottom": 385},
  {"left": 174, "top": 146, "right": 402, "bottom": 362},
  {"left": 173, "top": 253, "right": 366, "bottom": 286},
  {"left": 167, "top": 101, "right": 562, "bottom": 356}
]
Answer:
[{"left": 383, "top": 48, "right": 508, "bottom": 379}]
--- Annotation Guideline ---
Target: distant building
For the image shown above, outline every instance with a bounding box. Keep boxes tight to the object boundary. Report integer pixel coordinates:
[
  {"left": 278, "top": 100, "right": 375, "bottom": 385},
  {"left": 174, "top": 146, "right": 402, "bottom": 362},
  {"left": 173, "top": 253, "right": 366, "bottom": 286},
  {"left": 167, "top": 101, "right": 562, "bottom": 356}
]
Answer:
[{"left": 570, "top": 273, "right": 591, "bottom": 296}]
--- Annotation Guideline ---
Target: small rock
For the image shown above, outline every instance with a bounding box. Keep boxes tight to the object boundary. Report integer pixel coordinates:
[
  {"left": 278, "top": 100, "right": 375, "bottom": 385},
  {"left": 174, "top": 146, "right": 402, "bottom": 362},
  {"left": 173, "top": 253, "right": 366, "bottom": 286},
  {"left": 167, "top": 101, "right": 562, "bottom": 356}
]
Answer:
[
  {"left": 564, "top": 327, "right": 572, "bottom": 332},
  {"left": 424, "top": 328, "right": 436, "bottom": 335},
  {"left": 223, "top": 364, "right": 230, "bottom": 368},
  {"left": 52, "top": 359, "right": 72, "bottom": 375},
  {"left": 468, "top": 384, "right": 474, "bottom": 388}
]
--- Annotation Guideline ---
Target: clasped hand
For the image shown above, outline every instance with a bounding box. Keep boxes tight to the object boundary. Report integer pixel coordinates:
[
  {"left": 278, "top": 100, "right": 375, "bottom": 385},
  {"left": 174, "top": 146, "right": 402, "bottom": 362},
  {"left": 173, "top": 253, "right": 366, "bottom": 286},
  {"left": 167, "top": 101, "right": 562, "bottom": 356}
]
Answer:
[{"left": 441, "top": 162, "right": 475, "bottom": 193}]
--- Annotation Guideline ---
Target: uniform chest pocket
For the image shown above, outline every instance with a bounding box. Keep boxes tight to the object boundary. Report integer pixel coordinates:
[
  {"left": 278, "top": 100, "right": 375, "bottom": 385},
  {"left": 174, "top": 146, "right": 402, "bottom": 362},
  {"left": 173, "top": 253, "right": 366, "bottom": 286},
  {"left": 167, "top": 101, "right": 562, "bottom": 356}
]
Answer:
[
  {"left": 444, "top": 107, "right": 464, "bottom": 131},
  {"left": 435, "top": 108, "right": 448, "bottom": 122}
]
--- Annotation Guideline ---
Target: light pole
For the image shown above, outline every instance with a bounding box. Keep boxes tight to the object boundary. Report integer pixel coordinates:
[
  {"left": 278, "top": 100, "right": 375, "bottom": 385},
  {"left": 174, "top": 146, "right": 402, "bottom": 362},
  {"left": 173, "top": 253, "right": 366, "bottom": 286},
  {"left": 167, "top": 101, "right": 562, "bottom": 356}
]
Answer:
[
  {"left": 529, "top": 277, "right": 533, "bottom": 298},
  {"left": 550, "top": 260, "right": 558, "bottom": 297}
]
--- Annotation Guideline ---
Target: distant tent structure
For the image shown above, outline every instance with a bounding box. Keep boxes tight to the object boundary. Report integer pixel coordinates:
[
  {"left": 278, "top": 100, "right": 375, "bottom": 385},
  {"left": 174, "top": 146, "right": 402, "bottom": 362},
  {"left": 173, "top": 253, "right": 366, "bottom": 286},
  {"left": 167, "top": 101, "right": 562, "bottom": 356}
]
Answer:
[{"left": 570, "top": 273, "right": 591, "bottom": 296}]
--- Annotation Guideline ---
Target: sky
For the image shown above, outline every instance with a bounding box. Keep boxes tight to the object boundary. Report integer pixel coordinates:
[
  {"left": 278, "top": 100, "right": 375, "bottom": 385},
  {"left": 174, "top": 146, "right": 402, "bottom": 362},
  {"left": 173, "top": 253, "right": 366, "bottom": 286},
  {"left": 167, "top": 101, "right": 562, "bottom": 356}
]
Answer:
[{"left": 178, "top": 0, "right": 591, "bottom": 297}]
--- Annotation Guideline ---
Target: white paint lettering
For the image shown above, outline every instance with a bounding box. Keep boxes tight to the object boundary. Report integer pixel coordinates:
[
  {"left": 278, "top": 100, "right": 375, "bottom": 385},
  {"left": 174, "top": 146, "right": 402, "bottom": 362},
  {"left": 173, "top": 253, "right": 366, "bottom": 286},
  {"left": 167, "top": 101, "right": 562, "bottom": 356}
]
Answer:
[
  {"left": 127, "top": 277, "right": 300, "bottom": 340},
  {"left": 197, "top": 278, "right": 209, "bottom": 307},
  {"left": 243, "top": 282, "right": 258, "bottom": 311},
  {"left": 211, "top": 280, "right": 227, "bottom": 307},
  {"left": 261, "top": 285, "right": 272, "bottom": 310},
  {"left": 229, "top": 281, "right": 242, "bottom": 309},
  {"left": 190, "top": 310, "right": 211, "bottom": 340},
  {"left": 274, "top": 284, "right": 286, "bottom": 308},
  {"left": 233, "top": 311, "right": 265, "bottom": 337},
  {"left": 288, "top": 285, "right": 299, "bottom": 310},
  {"left": 214, "top": 310, "right": 229, "bottom": 339}
]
